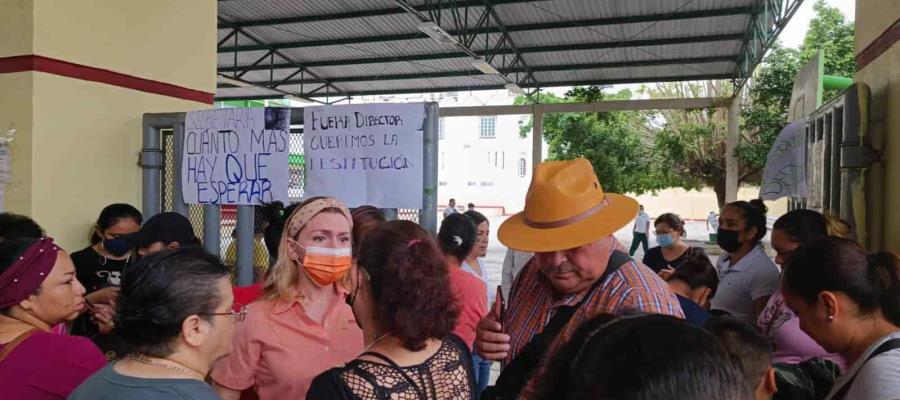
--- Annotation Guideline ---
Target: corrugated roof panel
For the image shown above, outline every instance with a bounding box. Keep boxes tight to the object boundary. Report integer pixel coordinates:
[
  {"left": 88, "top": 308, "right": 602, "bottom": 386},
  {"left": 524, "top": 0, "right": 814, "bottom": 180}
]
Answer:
[
  {"left": 495, "top": 0, "right": 757, "bottom": 25},
  {"left": 506, "top": 15, "right": 749, "bottom": 49},
  {"left": 238, "top": 13, "right": 423, "bottom": 44},
  {"left": 532, "top": 61, "right": 735, "bottom": 83},
  {"left": 218, "top": 0, "right": 397, "bottom": 22},
  {"left": 307, "top": 57, "right": 476, "bottom": 78},
  {"left": 520, "top": 40, "right": 743, "bottom": 67},
  {"left": 215, "top": 85, "right": 284, "bottom": 98},
  {"left": 217, "top": 50, "right": 274, "bottom": 67},
  {"left": 236, "top": 68, "right": 307, "bottom": 83},
  {"left": 316, "top": 74, "right": 508, "bottom": 94},
  {"left": 275, "top": 34, "right": 501, "bottom": 63}
]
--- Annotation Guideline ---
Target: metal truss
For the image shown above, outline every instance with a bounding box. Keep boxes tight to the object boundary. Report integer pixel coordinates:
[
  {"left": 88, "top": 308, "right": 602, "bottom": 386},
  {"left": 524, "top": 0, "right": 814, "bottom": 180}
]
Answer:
[{"left": 732, "top": 0, "right": 805, "bottom": 93}]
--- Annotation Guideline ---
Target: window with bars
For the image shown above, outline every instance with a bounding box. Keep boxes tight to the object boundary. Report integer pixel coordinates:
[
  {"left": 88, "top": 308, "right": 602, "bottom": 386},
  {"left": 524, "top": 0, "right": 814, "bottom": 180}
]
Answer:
[
  {"left": 518, "top": 158, "right": 527, "bottom": 177},
  {"left": 480, "top": 116, "right": 496, "bottom": 138}
]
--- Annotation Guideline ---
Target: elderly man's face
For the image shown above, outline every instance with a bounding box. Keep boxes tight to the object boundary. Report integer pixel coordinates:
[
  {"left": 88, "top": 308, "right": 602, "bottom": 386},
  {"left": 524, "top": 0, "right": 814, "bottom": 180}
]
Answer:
[{"left": 535, "top": 236, "right": 615, "bottom": 295}]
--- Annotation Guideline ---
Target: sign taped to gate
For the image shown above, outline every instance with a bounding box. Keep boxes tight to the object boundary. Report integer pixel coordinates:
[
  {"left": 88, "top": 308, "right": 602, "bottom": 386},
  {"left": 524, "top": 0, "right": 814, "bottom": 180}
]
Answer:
[
  {"left": 181, "top": 107, "right": 290, "bottom": 205},
  {"left": 303, "top": 103, "right": 425, "bottom": 208},
  {"left": 759, "top": 121, "right": 808, "bottom": 201}
]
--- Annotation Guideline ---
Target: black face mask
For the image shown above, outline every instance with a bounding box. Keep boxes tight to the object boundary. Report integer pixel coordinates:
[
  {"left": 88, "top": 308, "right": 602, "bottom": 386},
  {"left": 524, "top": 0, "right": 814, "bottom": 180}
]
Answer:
[
  {"left": 103, "top": 238, "right": 132, "bottom": 257},
  {"left": 716, "top": 228, "right": 742, "bottom": 253}
]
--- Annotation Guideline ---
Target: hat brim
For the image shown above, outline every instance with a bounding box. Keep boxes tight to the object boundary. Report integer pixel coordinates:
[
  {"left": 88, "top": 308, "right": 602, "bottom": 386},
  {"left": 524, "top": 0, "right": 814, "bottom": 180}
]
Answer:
[{"left": 498, "top": 193, "right": 639, "bottom": 252}]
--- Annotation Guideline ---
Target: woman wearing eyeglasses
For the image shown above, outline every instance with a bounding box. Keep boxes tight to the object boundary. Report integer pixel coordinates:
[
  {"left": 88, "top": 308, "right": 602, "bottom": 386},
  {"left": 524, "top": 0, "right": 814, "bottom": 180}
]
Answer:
[
  {"left": 70, "top": 247, "right": 237, "bottom": 400},
  {"left": 212, "top": 197, "right": 364, "bottom": 400}
]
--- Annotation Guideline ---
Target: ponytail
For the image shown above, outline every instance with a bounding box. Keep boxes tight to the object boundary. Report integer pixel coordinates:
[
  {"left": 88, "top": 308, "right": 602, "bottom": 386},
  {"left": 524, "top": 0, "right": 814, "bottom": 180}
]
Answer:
[
  {"left": 785, "top": 238, "right": 900, "bottom": 326},
  {"left": 868, "top": 252, "right": 900, "bottom": 326},
  {"left": 726, "top": 199, "right": 768, "bottom": 245}
]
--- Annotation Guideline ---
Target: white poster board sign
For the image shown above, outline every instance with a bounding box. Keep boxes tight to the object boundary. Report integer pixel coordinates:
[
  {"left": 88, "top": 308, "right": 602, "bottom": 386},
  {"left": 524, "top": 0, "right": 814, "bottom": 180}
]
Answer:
[
  {"left": 181, "top": 108, "right": 290, "bottom": 205},
  {"left": 303, "top": 103, "right": 425, "bottom": 208},
  {"left": 759, "top": 121, "right": 808, "bottom": 201}
]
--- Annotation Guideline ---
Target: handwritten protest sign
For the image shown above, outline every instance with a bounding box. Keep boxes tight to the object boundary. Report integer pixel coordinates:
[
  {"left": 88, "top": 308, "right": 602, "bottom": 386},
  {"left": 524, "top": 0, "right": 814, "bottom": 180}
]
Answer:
[
  {"left": 181, "top": 108, "right": 290, "bottom": 205},
  {"left": 303, "top": 103, "right": 425, "bottom": 208},
  {"left": 760, "top": 121, "right": 808, "bottom": 201}
]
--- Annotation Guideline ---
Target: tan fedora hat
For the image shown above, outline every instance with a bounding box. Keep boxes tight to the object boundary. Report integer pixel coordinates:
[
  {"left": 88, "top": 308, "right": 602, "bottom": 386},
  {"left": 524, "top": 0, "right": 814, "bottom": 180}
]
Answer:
[{"left": 498, "top": 158, "right": 639, "bottom": 252}]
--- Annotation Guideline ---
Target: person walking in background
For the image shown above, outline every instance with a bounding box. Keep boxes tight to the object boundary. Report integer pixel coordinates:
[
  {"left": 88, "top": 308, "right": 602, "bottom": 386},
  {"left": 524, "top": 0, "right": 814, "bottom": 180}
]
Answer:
[
  {"left": 629, "top": 205, "right": 650, "bottom": 256},
  {"left": 643, "top": 212, "right": 707, "bottom": 274},
  {"left": 708, "top": 210, "right": 720, "bottom": 233},
  {"left": 467, "top": 203, "right": 475, "bottom": 212},
  {"left": 307, "top": 221, "right": 476, "bottom": 400},
  {"left": 712, "top": 200, "right": 780, "bottom": 323},
  {"left": 781, "top": 238, "right": 900, "bottom": 400},
  {"left": 444, "top": 199, "right": 459, "bottom": 218},
  {"left": 70, "top": 203, "right": 142, "bottom": 360},
  {"left": 0, "top": 238, "right": 106, "bottom": 399},
  {"left": 70, "top": 247, "right": 238, "bottom": 400}
]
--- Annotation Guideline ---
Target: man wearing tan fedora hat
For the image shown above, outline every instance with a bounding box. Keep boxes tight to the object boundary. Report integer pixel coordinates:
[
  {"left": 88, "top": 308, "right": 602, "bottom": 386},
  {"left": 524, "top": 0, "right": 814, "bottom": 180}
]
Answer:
[{"left": 477, "top": 158, "right": 684, "bottom": 400}]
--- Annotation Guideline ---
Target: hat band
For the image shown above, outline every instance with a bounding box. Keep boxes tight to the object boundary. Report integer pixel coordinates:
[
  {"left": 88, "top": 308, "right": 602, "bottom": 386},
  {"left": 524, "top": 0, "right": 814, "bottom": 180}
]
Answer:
[{"left": 523, "top": 198, "right": 611, "bottom": 229}]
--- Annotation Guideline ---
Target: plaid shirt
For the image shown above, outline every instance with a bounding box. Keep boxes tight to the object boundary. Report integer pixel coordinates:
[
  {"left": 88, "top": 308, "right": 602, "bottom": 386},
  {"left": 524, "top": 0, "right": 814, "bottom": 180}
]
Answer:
[{"left": 502, "top": 239, "right": 684, "bottom": 397}]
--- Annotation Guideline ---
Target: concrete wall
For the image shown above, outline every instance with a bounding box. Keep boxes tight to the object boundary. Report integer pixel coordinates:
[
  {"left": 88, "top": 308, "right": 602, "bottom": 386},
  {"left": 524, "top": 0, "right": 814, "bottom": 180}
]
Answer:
[
  {"left": 0, "top": 0, "right": 216, "bottom": 250},
  {"left": 854, "top": 0, "right": 900, "bottom": 251}
]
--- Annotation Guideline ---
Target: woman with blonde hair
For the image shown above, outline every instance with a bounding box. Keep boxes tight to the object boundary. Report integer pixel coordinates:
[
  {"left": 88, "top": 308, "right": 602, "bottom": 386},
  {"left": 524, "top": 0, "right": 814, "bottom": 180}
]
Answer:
[{"left": 212, "top": 197, "right": 364, "bottom": 400}]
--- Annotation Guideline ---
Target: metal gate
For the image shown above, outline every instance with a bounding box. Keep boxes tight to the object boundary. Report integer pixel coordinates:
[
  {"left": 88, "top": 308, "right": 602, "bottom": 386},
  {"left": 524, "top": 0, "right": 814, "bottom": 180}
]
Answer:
[
  {"left": 141, "top": 104, "right": 439, "bottom": 285},
  {"left": 798, "top": 83, "right": 880, "bottom": 247}
]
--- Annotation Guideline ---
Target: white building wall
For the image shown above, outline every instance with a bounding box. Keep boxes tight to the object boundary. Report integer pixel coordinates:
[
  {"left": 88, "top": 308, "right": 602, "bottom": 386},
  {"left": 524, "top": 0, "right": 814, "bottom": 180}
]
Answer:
[{"left": 356, "top": 90, "right": 548, "bottom": 215}]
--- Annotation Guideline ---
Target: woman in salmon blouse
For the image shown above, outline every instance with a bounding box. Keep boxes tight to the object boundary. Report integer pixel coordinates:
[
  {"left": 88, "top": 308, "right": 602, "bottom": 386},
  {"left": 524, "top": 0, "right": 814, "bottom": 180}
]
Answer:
[{"left": 212, "top": 197, "right": 364, "bottom": 399}]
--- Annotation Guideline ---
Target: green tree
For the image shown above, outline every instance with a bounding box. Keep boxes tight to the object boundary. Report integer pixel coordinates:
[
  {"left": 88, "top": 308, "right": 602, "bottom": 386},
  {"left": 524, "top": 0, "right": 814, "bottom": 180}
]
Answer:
[
  {"left": 739, "top": 0, "right": 854, "bottom": 181},
  {"left": 516, "top": 88, "right": 670, "bottom": 195}
]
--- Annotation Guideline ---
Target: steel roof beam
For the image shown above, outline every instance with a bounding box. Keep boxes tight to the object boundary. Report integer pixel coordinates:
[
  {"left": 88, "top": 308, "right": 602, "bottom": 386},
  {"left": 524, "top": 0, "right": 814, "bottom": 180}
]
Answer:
[
  {"left": 223, "top": 27, "right": 342, "bottom": 101},
  {"left": 731, "top": 0, "right": 803, "bottom": 92},
  {"left": 217, "top": 0, "right": 543, "bottom": 29},
  {"left": 217, "top": 6, "right": 754, "bottom": 53},
  {"left": 219, "top": 56, "right": 736, "bottom": 87},
  {"left": 219, "top": 33, "right": 744, "bottom": 73},
  {"left": 299, "top": 73, "right": 733, "bottom": 97}
]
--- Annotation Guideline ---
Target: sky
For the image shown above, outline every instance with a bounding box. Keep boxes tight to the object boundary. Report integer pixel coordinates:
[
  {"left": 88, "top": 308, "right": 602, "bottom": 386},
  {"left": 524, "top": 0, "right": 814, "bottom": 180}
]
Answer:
[{"left": 778, "top": 0, "right": 855, "bottom": 49}]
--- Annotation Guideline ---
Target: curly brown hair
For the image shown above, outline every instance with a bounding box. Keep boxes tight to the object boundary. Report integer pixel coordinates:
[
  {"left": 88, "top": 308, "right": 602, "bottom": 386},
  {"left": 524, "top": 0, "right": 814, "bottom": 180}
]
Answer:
[{"left": 356, "top": 220, "right": 459, "bottom": 351}]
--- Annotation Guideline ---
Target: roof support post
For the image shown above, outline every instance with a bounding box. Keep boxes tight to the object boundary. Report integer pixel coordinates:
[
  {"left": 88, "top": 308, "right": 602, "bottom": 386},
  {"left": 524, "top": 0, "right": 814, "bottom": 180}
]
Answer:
[
  {"left": 726, "top": 95, "right": 741, "bottom": 203},
  {"left": 532, "top": 108, "right": 543, "bottom": 171}
]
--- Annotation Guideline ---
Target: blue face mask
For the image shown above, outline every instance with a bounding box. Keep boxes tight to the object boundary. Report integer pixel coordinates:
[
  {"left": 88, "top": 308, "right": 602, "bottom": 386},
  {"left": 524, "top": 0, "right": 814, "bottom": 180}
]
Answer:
[
  {"left": 657, "top": 233, "right": 675, "bottom": 248},
  {"left": 103, "top": 238, "right": 132, "bottom": 257}
]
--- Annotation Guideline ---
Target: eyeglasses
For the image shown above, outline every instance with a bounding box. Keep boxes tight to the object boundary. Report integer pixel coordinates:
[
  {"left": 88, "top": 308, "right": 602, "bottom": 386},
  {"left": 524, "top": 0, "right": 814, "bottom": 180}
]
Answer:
[{"left": 202, "top": 304, "right": 247, "bottom": 322}]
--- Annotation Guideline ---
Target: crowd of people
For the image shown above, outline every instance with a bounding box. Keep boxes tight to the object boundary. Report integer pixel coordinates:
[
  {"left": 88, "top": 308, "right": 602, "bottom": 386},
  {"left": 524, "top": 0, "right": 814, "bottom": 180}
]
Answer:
[{"left": 0, "top": 157, "right": 898, "bottom": 400}]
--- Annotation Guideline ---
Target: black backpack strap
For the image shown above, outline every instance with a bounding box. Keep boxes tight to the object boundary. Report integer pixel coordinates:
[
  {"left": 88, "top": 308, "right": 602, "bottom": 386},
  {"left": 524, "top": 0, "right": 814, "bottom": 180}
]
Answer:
[
  {"left": 484, "top": 250, "right": 631, "bottom": 400},
  {"left": 830, "top": 338, "right": 900, "bottom": 400}
]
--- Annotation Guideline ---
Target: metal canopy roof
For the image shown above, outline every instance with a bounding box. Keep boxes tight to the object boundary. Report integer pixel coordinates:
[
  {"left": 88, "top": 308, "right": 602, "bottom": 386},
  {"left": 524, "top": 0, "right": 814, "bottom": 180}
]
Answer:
[{"left": 215, "top": 0, "right": 802, "bottom": 102}]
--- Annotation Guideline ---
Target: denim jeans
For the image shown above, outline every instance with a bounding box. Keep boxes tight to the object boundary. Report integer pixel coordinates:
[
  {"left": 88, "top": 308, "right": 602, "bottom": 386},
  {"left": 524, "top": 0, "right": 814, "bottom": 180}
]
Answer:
[{"left": 471, "top": 352, "right": 492, "bottom": 399}]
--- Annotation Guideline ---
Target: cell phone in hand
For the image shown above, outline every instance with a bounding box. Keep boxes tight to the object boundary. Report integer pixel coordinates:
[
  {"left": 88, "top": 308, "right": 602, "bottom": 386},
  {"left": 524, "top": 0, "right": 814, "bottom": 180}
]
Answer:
[{"left": 495, "top": 285, "right": 506, "bottom": 323}]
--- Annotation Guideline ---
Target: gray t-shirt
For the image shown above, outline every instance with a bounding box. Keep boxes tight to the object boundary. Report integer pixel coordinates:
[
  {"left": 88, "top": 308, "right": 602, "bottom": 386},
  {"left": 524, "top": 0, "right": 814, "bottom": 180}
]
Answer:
[
  {"left": 711, "top": 245, "right": 780, "bottom": 323},
  {"left": 827, "top": 332, "right": 900, "bottom": 400},
  {"left": 68, "top": 363, "right": 219, "bottom": 400}
]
